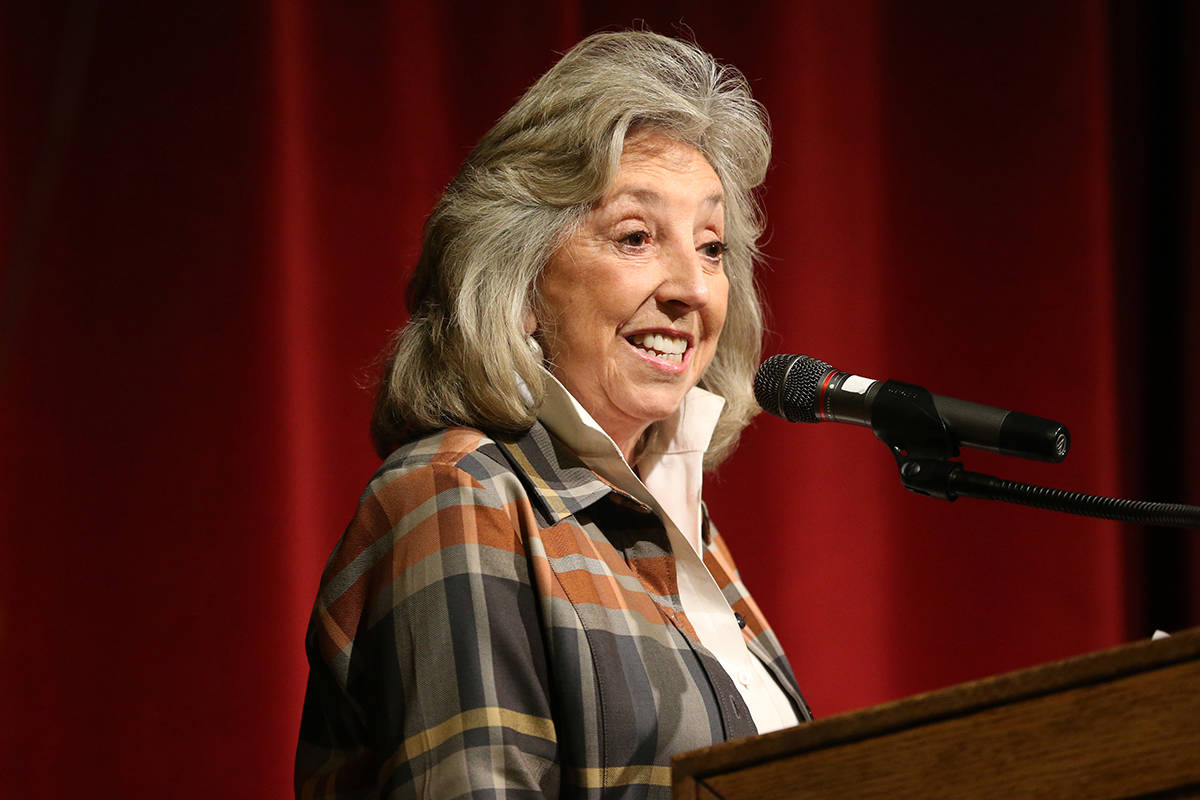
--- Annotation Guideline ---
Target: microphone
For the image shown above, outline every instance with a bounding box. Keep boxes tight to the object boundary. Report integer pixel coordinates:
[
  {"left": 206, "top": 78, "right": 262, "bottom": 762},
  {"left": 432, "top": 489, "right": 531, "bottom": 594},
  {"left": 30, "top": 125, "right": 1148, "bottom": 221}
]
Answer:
[{"left": 754, "top": 354, "right": 1070, "bottom": 462}]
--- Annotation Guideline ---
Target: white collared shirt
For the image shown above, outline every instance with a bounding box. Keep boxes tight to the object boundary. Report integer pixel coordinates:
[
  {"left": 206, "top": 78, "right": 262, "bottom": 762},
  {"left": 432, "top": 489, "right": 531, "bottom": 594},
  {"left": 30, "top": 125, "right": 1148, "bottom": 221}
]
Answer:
[{"left": 536, "top": 371, "right": 800, "bottom": 734}]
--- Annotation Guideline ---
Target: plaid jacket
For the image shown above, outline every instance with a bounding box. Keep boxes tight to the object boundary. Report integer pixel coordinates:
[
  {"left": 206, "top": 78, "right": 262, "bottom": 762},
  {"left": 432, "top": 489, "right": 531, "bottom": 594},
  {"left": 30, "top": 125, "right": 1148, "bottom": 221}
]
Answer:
[{"left": 296, "top": 422, "right": 809, "bottom": 799}]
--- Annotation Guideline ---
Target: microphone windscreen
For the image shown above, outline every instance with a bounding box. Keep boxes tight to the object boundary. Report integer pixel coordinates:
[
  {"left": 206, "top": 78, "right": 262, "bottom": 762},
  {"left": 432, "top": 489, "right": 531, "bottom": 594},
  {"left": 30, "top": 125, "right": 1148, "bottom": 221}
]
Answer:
[{"left": 753, "top": 354, "right": 835, "bottom": 423}]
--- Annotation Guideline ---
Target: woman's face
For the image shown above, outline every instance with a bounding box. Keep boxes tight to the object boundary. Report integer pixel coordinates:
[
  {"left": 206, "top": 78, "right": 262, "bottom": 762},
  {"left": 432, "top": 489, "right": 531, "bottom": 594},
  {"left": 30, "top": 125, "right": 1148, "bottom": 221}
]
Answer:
[{"left": 536, "top": 130, "right": 729, "bottom": 458}]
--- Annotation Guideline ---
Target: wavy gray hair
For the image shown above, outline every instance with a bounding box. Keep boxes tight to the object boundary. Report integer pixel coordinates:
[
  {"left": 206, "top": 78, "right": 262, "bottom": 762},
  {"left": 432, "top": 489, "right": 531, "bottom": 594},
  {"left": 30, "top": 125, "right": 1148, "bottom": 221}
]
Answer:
[{"left": 371, "top": 30, "right": 771, "bottom": 469}]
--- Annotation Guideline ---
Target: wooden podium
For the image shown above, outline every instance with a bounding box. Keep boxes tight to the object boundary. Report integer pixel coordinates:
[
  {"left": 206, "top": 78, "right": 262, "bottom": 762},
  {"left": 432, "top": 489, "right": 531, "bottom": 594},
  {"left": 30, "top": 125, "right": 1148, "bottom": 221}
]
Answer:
[{"left": 673, "top": 628, "right": 1200, "bottom": 798}]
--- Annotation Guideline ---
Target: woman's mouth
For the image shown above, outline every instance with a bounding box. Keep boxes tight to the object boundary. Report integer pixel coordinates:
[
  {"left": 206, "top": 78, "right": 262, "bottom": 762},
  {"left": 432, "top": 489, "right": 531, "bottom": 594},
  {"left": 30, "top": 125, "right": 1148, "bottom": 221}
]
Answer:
[{"left": 627, "top": 331, "right": 689, "bottom": 363}]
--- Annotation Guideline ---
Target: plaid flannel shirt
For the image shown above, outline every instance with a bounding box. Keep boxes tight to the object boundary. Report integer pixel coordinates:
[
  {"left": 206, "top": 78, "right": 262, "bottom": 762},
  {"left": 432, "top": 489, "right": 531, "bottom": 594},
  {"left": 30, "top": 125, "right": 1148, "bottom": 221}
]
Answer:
[{"left": 296, "top": 421, "right": 809, "bottom": 798}]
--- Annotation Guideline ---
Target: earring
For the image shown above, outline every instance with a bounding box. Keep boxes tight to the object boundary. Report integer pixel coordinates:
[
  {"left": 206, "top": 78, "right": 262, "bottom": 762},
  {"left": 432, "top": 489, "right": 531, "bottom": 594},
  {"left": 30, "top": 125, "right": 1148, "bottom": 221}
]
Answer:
[
  {"left": 526, "top": 333, "right": 544, "bottom": 361},
  {"left": 516, "top": 332, "right": 543, "bottom": 409}
]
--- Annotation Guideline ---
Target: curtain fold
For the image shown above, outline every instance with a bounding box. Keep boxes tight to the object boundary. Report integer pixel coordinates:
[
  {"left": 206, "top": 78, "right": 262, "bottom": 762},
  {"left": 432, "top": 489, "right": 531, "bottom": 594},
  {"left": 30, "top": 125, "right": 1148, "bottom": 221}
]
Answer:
[{"left": 2, "top": 2, "right": 1195, "bottom": 796}]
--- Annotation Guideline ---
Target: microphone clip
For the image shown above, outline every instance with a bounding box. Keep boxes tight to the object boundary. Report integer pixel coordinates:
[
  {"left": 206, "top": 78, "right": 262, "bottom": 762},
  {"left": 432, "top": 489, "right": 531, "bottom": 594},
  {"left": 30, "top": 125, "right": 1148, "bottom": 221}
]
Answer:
[
  {"left": 871, "top": 380, "right": 963, "bottom": 502},
  {"left": 869, "top": 379, "right": 1200, "bottom": 527}
]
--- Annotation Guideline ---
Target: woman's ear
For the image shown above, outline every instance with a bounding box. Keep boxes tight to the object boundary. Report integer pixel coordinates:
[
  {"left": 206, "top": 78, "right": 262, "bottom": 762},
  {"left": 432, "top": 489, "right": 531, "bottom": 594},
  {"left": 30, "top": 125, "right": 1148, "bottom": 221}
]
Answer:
[{"left": 523, "top": 307, "right": 537, "bottom": 335}]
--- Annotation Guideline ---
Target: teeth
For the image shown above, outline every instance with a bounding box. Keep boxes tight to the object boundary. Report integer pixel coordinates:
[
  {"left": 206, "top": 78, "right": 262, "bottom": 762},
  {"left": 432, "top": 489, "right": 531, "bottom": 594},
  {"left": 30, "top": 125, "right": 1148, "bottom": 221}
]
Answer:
[{"left": 630, "top": 332, "right": 687, "bottom": 361}]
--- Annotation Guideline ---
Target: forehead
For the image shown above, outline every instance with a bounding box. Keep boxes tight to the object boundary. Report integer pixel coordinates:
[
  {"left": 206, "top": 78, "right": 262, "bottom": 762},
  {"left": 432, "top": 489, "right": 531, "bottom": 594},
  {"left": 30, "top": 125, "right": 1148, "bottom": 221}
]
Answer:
[{"left": 602, "top": 131, "right": 724, "bottom": 204}]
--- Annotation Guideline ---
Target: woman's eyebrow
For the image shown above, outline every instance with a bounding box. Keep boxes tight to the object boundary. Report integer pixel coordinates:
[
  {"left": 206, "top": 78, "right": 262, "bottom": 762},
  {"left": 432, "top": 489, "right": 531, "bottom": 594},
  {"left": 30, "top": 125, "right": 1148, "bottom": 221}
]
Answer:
[{"left": 606, "top": 187, "right": 725, "bottom": 208}]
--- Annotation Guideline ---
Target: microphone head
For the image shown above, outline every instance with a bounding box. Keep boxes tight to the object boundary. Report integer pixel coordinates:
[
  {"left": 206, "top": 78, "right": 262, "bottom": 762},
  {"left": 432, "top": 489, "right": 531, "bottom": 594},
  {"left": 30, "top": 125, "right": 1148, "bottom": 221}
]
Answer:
[{"left": 754, "top": 354, "right": 836, "bottom": 423}]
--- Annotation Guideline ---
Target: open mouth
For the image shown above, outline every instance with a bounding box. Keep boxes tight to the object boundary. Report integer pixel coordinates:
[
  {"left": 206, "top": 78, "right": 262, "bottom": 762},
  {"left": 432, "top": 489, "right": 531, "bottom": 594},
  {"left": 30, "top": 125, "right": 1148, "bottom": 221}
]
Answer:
[{"left": 627, "top": 331, "right": 689, "bottom": 363}]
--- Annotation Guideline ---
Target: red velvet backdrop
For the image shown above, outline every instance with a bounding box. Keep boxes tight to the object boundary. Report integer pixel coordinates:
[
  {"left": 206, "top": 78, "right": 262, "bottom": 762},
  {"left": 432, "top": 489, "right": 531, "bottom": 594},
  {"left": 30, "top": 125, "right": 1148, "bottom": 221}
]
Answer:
[{"left": 3, "top": 1, "right": 1198, "bottom": 796}]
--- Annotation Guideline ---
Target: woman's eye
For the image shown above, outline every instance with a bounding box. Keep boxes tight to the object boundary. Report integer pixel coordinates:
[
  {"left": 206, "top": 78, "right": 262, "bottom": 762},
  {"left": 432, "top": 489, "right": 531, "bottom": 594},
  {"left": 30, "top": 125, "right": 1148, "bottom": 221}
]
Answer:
[
  {"left": 701, "top": 240, "right": 727, "bottom": 260},
  {"left": 620, "top": 230, "right": 650, "bottom": 247}
]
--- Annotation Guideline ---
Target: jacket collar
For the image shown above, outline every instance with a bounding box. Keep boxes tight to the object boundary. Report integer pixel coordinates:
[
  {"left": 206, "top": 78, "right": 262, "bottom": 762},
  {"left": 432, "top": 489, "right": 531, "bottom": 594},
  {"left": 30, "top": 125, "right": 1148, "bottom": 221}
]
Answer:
[{"left": 495, "top": 421, "right": 615, "bottom": 526}]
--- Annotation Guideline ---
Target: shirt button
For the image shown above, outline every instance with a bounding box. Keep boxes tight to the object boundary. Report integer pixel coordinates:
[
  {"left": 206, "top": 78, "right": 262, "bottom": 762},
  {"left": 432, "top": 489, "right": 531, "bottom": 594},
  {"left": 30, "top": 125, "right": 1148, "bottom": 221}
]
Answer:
[{"left": 737, "top": 670, "right": 753, "bottom": 687}]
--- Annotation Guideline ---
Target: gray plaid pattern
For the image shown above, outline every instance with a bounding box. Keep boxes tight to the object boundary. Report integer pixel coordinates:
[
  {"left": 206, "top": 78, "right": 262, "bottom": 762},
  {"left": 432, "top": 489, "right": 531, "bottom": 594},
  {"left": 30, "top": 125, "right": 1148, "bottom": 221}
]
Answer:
[{"left": 296, "top": 422, "right": 808, "bottom": 798}]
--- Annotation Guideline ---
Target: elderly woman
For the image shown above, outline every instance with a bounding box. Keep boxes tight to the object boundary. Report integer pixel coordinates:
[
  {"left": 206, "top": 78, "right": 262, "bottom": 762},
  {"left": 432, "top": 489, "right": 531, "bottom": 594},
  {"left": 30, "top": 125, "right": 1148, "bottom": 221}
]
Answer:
[{"left": 296, "top": 31, "right": 811, "bottom": 798}]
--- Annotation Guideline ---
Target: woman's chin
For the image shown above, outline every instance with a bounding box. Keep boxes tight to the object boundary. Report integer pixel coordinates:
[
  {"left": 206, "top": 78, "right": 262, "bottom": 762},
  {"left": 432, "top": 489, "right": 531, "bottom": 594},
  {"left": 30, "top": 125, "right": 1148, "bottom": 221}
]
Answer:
[{"left": 616, "top": 391, "right": 690, "bottom": 429}]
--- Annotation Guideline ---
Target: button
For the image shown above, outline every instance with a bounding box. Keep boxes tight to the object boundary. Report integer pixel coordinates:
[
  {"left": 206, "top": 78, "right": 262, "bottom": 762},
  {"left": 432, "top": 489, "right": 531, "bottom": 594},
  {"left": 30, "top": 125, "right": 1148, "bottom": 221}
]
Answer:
[
  {"left": 734, "top": 612, "right": 746, "bottom": 629},
  {"left": 737, "top": 670, "right": 753, "bottom": 688}
]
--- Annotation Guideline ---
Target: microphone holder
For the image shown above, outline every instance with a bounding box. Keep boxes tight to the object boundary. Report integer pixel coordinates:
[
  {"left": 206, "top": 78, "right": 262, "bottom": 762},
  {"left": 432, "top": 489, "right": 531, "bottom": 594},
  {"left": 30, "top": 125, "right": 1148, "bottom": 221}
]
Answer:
[{"left": 871, "top": 381, "right": 1200, "bottom": 528}]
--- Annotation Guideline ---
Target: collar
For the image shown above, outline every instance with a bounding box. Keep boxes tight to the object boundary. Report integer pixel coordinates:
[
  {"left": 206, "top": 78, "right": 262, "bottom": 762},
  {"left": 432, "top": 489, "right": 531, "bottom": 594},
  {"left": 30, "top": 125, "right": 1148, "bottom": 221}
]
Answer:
[
  {"left": 516, "top": 370, "right": 724, "bottom": 551},
  {"left": 494, "top": 419, "right": 615, "bottom": 527},
  {"left": 534, "top": 368, "right": 724, "bottom": 462}
]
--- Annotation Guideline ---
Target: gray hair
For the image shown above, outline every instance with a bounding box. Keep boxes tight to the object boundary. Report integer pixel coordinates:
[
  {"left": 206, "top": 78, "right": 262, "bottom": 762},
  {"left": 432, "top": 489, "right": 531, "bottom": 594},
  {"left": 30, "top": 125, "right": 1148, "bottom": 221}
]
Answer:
[{"left": 371, "top": 30, "right": 771, "bottom": 469}]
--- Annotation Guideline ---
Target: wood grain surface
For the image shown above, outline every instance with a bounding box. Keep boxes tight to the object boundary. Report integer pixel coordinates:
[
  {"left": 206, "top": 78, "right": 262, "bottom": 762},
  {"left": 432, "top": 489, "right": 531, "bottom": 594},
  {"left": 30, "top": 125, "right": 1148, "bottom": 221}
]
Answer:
[{"left": 673, "top": 628, "right": 1200, "bottom": 799}]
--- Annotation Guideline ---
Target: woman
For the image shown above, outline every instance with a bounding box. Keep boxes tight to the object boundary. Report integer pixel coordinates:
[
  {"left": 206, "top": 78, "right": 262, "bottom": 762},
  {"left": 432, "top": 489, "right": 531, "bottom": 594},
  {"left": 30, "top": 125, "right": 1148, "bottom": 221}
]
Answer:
[{"left": 296, "top": 31, "right": 811, "bottom": 799}]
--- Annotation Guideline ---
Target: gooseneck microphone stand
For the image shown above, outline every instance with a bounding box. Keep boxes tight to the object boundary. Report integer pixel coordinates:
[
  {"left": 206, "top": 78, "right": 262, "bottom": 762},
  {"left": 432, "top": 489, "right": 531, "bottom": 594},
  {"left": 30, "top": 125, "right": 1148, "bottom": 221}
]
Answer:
[{"left": 872, "top": 381, "right": 1200, "bottom": 527}]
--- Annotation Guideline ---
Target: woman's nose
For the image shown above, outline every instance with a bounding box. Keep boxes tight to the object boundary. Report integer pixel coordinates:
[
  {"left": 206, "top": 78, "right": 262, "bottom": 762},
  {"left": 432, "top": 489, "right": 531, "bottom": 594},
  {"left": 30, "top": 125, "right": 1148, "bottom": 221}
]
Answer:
[{"left": 655, "top": 240, "right": 710, "bottom": 311}]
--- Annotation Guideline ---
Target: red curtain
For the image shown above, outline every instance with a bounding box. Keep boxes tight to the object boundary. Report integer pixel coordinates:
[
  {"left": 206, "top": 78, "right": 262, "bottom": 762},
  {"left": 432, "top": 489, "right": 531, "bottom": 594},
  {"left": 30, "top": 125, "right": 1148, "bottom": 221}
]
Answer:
[{"left": 3, "top": 2, "right": 1197, "bottom": 796}]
